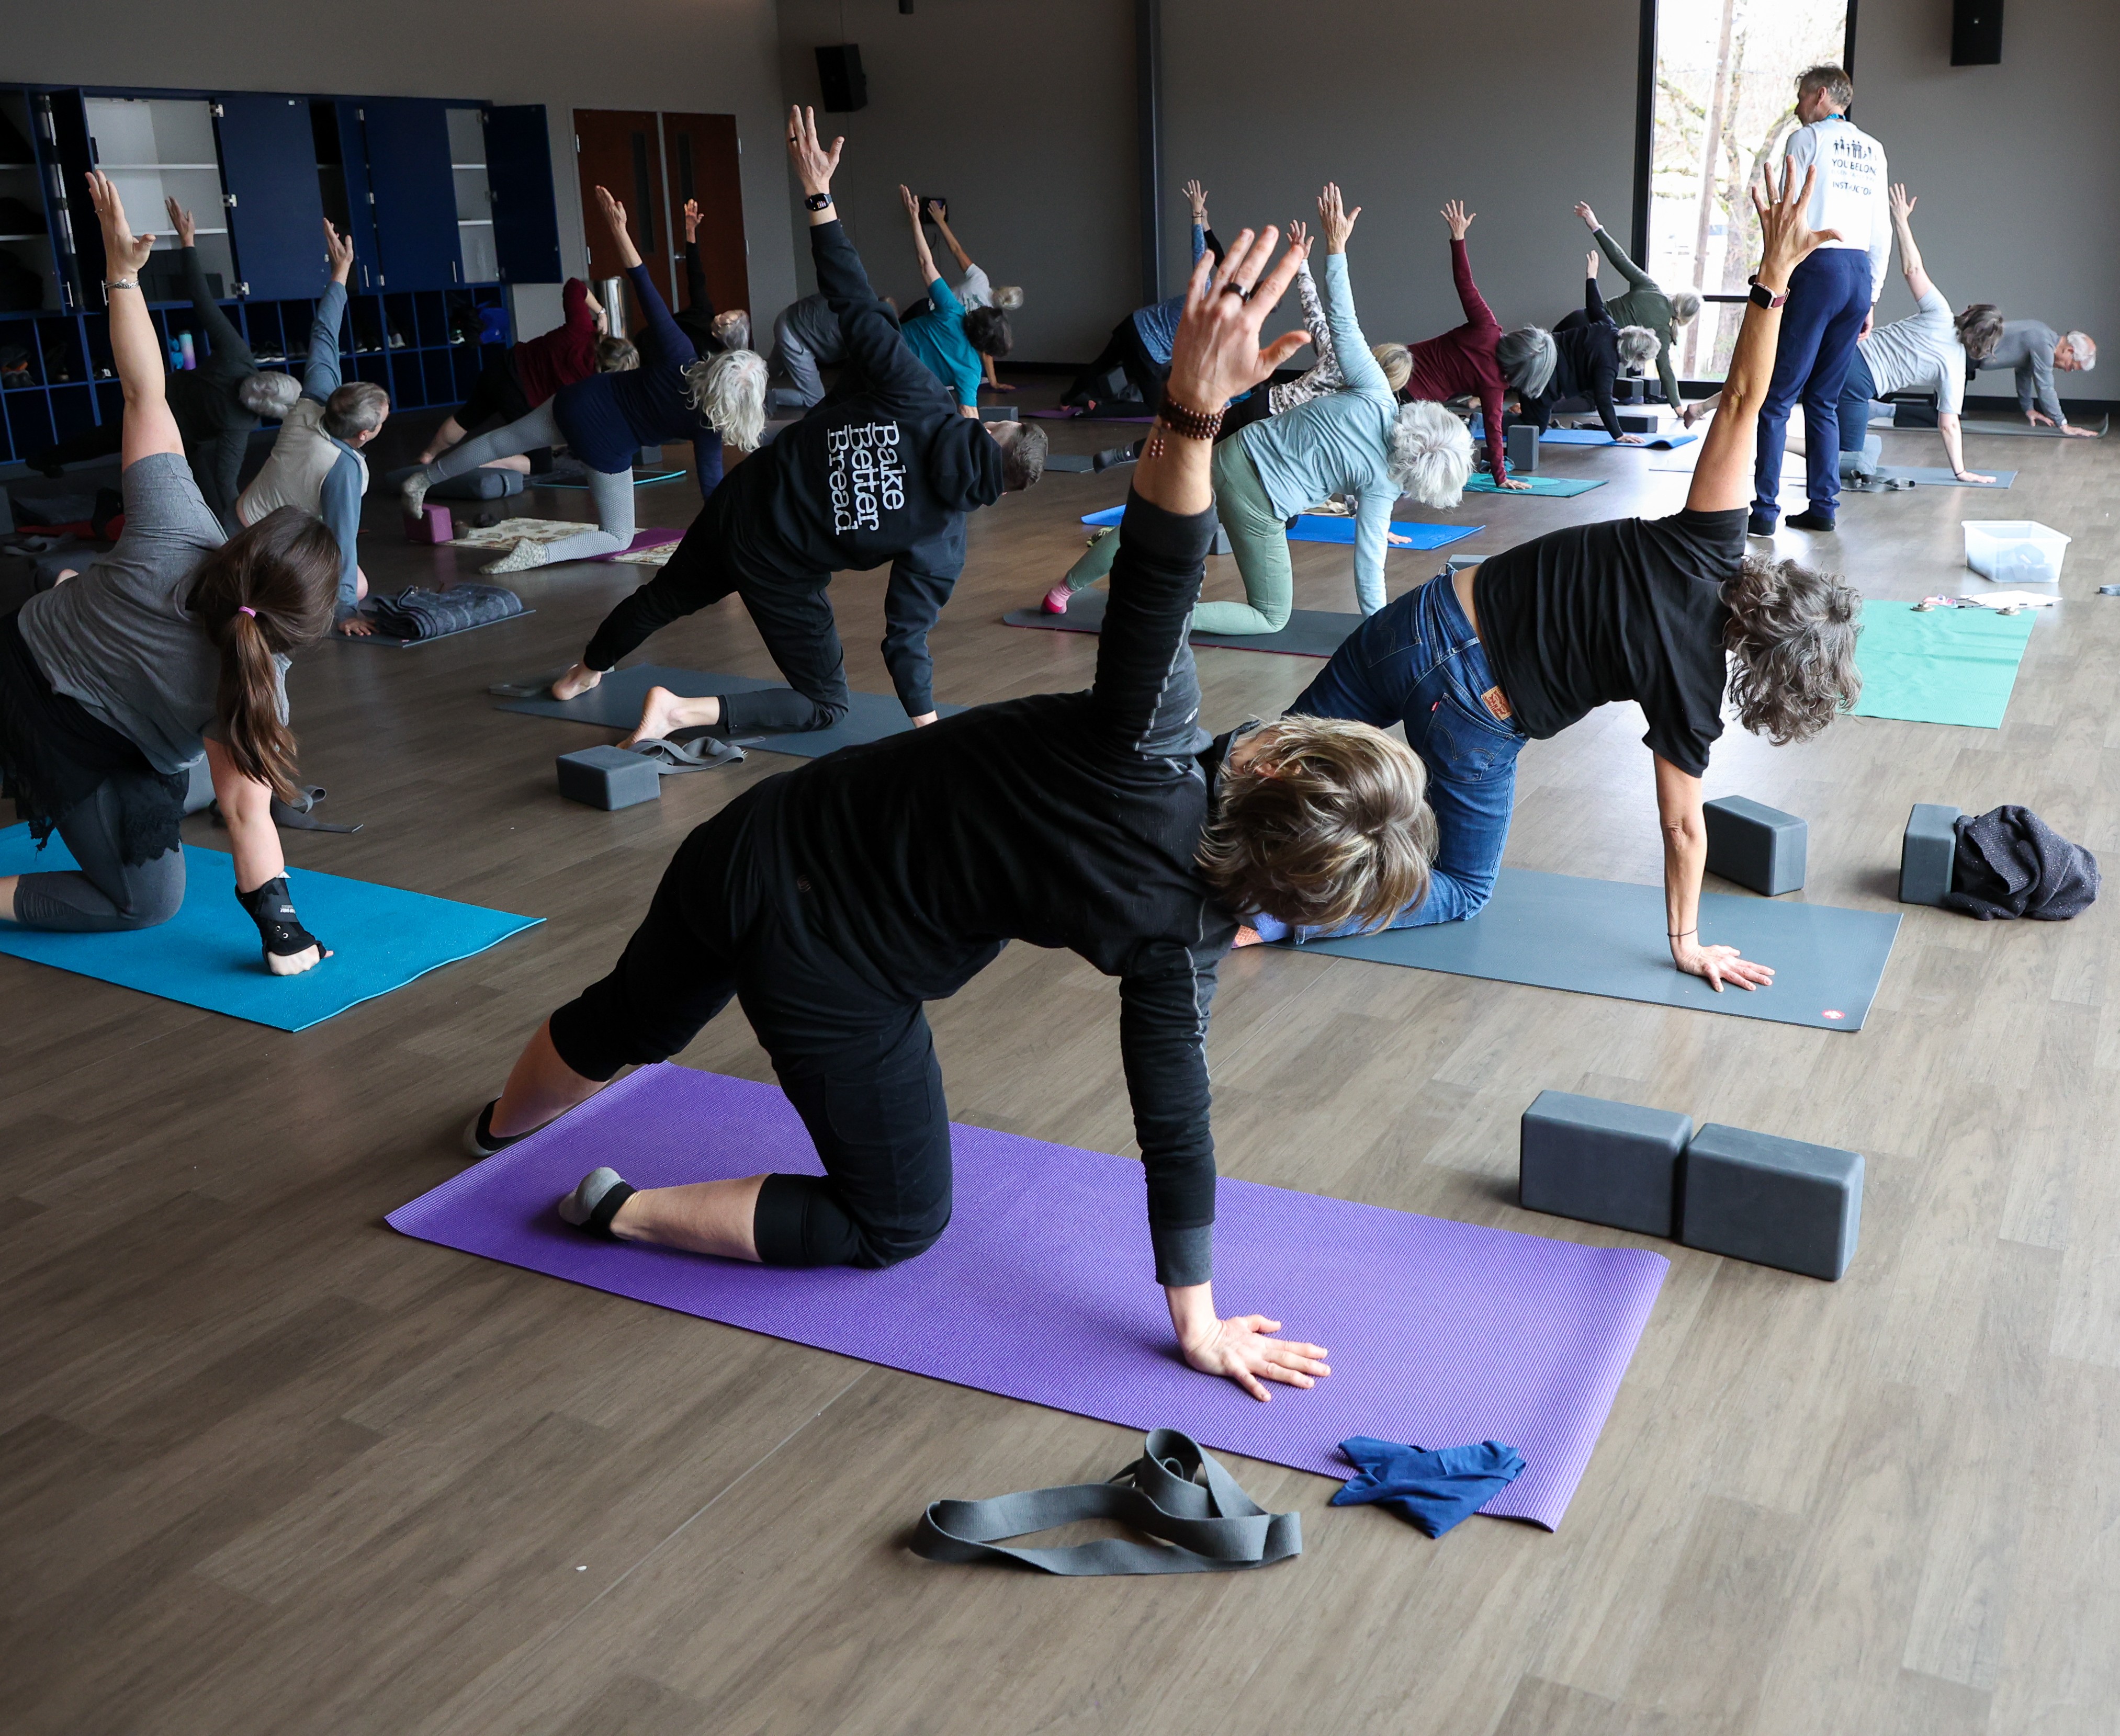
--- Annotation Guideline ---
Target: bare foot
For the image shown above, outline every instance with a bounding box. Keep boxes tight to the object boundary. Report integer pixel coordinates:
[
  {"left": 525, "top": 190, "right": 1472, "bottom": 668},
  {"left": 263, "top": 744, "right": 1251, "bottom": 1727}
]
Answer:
[
  {"left": 551, "top": 662, "right": 603, "bottom": 701},
  {"left": 619, "top": 684, "right": 718, "bottom": 748}
]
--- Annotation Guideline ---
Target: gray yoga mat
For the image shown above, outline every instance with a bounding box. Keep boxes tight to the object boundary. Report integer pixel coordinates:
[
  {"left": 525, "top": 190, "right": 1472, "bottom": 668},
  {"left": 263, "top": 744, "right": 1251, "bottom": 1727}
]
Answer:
[
  {"left": 1285, "top": 868, "right": 1899, "bottom": 1032},
  {"left": 1870, "top": 467, "right": 2016, "bottom": 489},
  {"left": 491, "top": 663, "right": 962, "bottom": 758},
  {"left": 1003, "top": 591, "right": 1360, "bottom": 660},
  {"left": 1961, "top": 414, "right": 2107, "bottom": 438}
]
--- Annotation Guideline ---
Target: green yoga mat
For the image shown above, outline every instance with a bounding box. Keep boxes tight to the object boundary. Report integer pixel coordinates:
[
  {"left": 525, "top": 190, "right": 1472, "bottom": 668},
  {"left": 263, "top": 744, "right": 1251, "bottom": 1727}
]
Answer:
[
  {"left": 1464, "top": 473, "right": 1606, "bottom": 497},
  {"left": 1848, "top": 602, "right": 2036, "bottom": 729}
]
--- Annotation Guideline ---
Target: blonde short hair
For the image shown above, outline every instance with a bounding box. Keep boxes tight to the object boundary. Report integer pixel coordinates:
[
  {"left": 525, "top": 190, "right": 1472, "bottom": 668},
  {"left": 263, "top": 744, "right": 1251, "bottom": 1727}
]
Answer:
[
  {"left": 1197, "top": 717, "right": 1436, "bottom": 932},
  {"left": 1372, "top": 343, "right": 1413, "bottom": 393}
]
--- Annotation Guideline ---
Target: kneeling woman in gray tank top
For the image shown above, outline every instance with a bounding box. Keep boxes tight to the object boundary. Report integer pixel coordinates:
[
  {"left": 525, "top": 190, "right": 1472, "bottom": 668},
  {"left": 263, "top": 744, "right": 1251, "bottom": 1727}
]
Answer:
[{"left": 0, "top": 173, "right": 342, "bottom": 974}]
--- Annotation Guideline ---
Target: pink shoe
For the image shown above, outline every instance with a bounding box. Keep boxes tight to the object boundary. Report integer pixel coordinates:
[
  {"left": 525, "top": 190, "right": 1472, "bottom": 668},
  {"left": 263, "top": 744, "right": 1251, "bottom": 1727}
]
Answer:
[
  {"left": 1232, "top": 925, "right": 1264, "bottom": 949},
  {"left": 1041, "top": 584, "right": 1073, "bottom": 615}
]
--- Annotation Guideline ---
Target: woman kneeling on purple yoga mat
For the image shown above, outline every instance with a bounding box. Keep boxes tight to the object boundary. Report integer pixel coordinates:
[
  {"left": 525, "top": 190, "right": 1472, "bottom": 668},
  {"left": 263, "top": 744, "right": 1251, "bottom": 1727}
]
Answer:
[
  {"left": 465, "top": 200, "right": 1438, "bottom": 1402},
  {"left": 1244, "top": 163, "right": 1865, "bottom": 996}
]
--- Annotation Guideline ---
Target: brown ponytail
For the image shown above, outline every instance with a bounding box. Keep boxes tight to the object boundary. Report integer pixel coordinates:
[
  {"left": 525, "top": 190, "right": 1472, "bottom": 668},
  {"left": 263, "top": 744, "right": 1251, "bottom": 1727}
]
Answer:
[{"left": 185, "top": 506, "right": 340, "bottom": 801}]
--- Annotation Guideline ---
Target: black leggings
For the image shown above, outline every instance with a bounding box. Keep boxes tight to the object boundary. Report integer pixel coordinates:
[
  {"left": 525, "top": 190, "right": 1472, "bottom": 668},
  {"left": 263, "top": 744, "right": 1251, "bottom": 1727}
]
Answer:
[
  {"left": 12, "top": 774, "right": 186, "bottom": 932},
  {"left": 547, "top": 806, "right": 953, "bottom": 1269},
  {"left": 1064, "top": 317, "right": 1168, "bottom": 412}
]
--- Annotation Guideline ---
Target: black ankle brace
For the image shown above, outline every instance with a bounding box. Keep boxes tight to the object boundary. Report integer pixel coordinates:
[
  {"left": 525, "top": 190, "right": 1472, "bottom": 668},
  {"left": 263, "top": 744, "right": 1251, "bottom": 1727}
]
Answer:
[{"left": 235, "top": 875, "right": 320, "bottom": 958}]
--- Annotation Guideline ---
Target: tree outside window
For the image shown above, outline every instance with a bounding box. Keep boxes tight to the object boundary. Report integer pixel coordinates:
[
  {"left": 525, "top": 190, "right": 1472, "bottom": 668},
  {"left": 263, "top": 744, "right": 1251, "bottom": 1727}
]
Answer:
[{"left": 1646, "top": 0, "right": 1850, "bottom": 379}]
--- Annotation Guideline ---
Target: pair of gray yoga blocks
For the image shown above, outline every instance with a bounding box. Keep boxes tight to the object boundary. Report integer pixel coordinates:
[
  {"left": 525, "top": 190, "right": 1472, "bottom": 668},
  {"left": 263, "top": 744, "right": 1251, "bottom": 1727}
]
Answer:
[{"left": 1520, "top": 1091, "right": 1863, "bottom": 1281}]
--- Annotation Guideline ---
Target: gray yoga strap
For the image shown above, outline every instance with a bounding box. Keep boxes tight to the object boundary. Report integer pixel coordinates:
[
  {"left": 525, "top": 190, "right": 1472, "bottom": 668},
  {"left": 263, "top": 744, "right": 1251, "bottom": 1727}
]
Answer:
[{"left": 911, "top": 1428, "right": 1302, "bottom": 1576}]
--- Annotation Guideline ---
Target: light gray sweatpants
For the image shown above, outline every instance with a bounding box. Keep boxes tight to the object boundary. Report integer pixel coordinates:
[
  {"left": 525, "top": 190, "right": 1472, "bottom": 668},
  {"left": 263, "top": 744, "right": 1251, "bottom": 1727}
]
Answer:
[{"left": 422, "top": 402, "right": 635, "bottom": 562}]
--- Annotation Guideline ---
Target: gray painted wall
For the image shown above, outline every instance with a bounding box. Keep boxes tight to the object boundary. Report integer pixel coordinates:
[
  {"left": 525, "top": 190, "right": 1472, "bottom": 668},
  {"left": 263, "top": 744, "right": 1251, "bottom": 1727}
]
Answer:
[
  {"left": 5, "top": 0, "right": 800, "bottom": 343},
  {"left": 775, "top": 0, "right": 1137, "bottom": 362}
]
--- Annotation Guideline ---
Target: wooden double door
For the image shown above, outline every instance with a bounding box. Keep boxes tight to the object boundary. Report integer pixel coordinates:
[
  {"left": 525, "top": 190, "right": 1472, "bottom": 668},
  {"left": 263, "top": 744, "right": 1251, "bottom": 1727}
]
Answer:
[{"left": 572, "top": 109, "right": 749, "bottom": 331}]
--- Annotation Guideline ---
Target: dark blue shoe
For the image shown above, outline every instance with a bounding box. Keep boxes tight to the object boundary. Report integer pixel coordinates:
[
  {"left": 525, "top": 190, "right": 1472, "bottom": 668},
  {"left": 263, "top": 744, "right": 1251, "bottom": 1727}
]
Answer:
[
  {"left": 1786, "top": 508, "right": 1837, "bottom": 532},
  {"left": 1747, "top": 510, "right": 1777, "bottom": 538}
]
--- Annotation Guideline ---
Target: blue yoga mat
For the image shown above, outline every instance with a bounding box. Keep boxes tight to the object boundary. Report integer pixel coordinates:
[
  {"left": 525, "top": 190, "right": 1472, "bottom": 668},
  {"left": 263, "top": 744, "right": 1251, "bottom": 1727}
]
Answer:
[
  {"left": 492, "top": 664, "right": 963, "bottom": 758},
  {"left": 1284, "top": 869, "right": 1899, "bottom": 1032},
  {"left": 0, "top": 825, "right": 541, "bottom": 1031},
  {"left": 1078, "top": 506, "right": 1480, "bottom": 550}
]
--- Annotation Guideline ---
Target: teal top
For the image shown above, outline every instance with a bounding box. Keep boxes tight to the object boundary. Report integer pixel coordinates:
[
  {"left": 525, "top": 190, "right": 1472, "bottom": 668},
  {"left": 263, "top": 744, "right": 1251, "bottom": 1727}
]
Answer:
[
  {"left": 901, "top": 277, "right": 984, "bottom": 410},
  {"left": 1236, "top": 252, "right": 1399, "bottom": 613}
]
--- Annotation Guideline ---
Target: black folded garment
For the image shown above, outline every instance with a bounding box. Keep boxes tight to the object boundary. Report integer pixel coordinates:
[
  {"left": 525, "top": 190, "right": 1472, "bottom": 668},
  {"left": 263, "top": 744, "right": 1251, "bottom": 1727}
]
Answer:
[
  {"left": 1944, "top": 805, "right": 2100, "bottom": 921},
  {"left": 366, "top": 584, "right": 525, "bottom": 642}
]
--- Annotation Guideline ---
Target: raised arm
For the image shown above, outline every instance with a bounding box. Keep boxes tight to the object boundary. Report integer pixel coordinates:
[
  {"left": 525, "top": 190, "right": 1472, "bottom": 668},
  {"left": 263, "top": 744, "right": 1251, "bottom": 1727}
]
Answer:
[
  {"left": 1581, "top": 205, "right": 1655, "bottom": 290},
  {"left": 681, "top": 200, "right": 710, "bottom": 313},
  {"left": 168, "top": 198, "right": 252, "bottom": 367},
  {"left": 900, "top": 184, "right": 943, "bottom": 289},
  {"left": 1584, "top": 262, "right": 1608, "bottom": 324},
  {"left": 926, "top": 200, "right": 975, "bottom": 276},
  {"left": 86, "top": 173, "right": 182, "bottom": 467},
  {"left": 1316, "top": 184, "right": 1385, "bottom": 398},
  {"left": 1093, "top": 226, "right": 1309, "bottom": 752},
  {"left": 1887, "top": 184, "right": 1934, "bottom": 302},
  {"left": 1686, "top": 162, "right": 1835, "bottom": 512},
  {"left": 1441, "top": 202, "right": 1495, "bottom": 328},
  {"left": 301, "top": 223, "right": 354, "bottom": 402},
  {"left": 786, "top": 110, "right": 939, "bottom": 410}
]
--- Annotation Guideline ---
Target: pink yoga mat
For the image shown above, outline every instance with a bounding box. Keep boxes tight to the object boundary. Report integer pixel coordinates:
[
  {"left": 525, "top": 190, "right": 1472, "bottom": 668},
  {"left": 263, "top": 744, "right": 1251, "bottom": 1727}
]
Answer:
[
  {"left": 590, "top": 527, "right": 684, "bottom": 561},
  {"left": 388, "top": 1065, "right": 1666, "bottom": 1528}
]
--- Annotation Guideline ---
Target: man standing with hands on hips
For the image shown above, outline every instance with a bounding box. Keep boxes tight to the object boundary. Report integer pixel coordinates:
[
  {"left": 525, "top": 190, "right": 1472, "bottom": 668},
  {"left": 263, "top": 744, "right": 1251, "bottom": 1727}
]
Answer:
[{"left": 1750, "top": 63, "right": 1885, "bottom": 537}]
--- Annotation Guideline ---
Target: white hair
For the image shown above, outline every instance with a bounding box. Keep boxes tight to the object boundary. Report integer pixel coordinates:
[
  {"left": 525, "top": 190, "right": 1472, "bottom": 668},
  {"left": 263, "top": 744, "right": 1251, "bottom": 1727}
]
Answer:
[
  {"left": 239, "top": 370, "right": 301, "bottom": 418},
  {"left": 1387, "top": 400, "right": 1474, "bottom": 509},
  {"left": 711, "top": 309, "right": 751, "bottom": 352},
  {"left": 2066, "top": 330, "right": 2097, "bottom": 371},
  {"left": 683, "top": 348, "right": 768, "bottom": 452},
  {"left": 990, "top": 284, "right": 1024, "bottom": 311},
  {"left": 1670, "top": 288, "right": 1702, "bottom": 326},
  {"left": 1616, "top": 325, "right": 1662, "bottom": 370}
]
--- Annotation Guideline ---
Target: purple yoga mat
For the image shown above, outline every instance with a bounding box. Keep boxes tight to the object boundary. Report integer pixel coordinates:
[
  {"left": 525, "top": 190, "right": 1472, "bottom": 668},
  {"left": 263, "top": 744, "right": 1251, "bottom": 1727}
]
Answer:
[
  {"left": 589, "top": 527, "right": 684, "bottom": 562},
  {"left": 389, "top": 1066, "right": 1667, "bottom": 1529}
]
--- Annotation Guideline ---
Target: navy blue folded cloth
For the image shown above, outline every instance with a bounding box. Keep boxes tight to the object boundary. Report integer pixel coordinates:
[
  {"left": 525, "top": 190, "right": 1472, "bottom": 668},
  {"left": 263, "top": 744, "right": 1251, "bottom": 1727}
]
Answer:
[{"left": 1330, "top": 1437, "right": 1527, "bottom": 1538}]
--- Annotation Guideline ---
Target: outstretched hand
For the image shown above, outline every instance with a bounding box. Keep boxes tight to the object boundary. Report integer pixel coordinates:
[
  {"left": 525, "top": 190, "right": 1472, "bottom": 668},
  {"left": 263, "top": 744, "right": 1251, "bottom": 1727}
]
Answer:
[
  {"left": 1317, "top": 182, "right": 1360, "bottom": 254},
  {"left": 1163, "top": 225, "right": 1310, "bottom": 413},
  {"left": 1888, "top": 181, "right": 1916, "bottom": 222},
  {"left": 1586, "top": 251, "right": 1600, "bottom": 280},
  {"left": 1441, "top": 199, "right": 1474, "bottom": 240},
  {"left": 683, "top": 197, "right": 702, "bottom": 242},
  {"left": 323, "top": 219, "right": 354, "bottom": 285},
  {"left": 164, "top": 196, "right": 197, "bottom": 248},
  {"left": 86, "top": 172, "right": 154, "bottom": 276},
  {"left": 786, "top": 106, "right": 842, "bottom": 197},
  {"left": 1285, "top": 219, "right": 1311, "bottom": 259},
  {"left": 1181, "top": 177, "right": 1208, "bottom": 224},
  {"left": 1752, "top": 160, "right": 1836, "bottom": 286},
  {"left": 1574, "top": 200, "right": 1599, "bottom": 231},
  {"left": 1181, "top": 1312, "right": 1330, "bottom": 1402},
  {"left": 898, "top": 183, "right": 920, "bottom": 221}
]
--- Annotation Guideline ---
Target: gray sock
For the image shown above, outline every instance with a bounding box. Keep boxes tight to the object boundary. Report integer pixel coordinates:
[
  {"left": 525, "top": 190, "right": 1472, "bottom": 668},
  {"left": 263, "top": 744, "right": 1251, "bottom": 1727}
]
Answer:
[{"left": 557, "top": 1167, "right": 636, "bottom": 1237}]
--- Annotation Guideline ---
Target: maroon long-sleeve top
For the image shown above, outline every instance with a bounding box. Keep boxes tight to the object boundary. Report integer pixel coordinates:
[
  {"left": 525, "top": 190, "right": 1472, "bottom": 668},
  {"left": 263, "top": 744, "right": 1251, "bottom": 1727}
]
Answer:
[
  {"left": 512, "top": 278, "right": 601, "bottom": 408},
  {"left": 1403, "top": 239, "right": 1509, "bottom": 483}
]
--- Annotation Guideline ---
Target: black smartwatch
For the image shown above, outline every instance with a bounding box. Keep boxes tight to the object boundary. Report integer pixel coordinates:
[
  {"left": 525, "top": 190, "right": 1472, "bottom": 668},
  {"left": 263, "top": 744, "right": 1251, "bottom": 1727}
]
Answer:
[
  {"left": 804, "top": 191, "right": 832, "bottom": 212},
  {"left": 1748, "top": 281, "right": 1788, "bottom": 310}
]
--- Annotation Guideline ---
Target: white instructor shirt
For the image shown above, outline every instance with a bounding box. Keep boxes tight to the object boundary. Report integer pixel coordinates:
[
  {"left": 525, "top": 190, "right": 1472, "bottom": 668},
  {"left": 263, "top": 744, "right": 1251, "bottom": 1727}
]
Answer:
[{"left": 1782, "top": 115, "right": 1890, "bottom": 302}]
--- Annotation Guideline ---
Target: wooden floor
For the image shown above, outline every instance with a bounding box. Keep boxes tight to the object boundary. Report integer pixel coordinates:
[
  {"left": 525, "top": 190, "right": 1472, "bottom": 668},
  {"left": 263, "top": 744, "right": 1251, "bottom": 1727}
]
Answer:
[{"left": 4, "top": 398, "right": 2116, "bottom": 1735}]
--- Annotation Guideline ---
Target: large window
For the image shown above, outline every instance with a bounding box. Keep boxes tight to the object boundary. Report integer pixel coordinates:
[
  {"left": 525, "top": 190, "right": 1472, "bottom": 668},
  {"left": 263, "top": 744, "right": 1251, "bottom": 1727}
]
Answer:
[{"left": 1643, "top": 0, "right": 1853, "bottom": 379}]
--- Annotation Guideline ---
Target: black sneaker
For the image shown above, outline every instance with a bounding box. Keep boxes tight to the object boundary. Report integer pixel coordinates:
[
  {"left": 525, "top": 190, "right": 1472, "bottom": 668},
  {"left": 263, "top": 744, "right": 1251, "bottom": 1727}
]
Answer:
[
  {"left": 1747, "top": 510, "right": 1777, "bottom": 537},
  {"left": 1785, "top": 508, "right": 1837, "bottom": 532},
  {"left": 463, "top": 1100, "right": 532, "bottom": 1158}
]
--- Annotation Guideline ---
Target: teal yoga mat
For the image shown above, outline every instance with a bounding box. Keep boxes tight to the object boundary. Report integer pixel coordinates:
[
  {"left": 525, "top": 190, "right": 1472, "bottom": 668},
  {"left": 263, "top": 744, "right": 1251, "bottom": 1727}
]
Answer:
[
  {"left": 1464, "top": 473, "right": 1607, "bottom": 497},
  {"left": 1283, "top": 868, "right": 1899, "bottom": 1032},
  {"left": 492, "top": 664, "right": 963, "bottom": 757},
  {"left": 1847, "top": 601, "right": 2036, "bottom": 728},
  {"left": 0, "top": 825, "right": 541, "bottom": 1031},
  {"left": 1078, "top": 506, "right": 1480, "bottom": 551}
]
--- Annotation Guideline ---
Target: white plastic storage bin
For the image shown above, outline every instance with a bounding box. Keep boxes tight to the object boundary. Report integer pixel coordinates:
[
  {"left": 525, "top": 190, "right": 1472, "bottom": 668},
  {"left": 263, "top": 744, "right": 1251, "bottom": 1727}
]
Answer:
[{"left": 1963, "top": 520, "right": 2071, "bottom": 585}]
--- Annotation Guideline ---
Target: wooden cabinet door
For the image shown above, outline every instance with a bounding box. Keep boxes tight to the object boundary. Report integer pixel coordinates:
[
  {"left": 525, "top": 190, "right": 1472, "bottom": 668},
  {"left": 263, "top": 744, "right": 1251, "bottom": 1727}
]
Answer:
[
  {"left": 571, "top": 108, "right": 669, "bottom": 314},
  {"left": 659, "top": 112, "right": 749, "bottom": 326}
]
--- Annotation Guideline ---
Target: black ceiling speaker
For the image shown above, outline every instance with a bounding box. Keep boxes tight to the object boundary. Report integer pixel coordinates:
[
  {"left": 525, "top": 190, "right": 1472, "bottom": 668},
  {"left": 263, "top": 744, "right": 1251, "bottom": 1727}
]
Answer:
[
  {"left": 1952, "top": 0, "right": 2003, "bottom": 65},
  {"left": 815, "top": 43, "right": 868, "bottom": 112}
]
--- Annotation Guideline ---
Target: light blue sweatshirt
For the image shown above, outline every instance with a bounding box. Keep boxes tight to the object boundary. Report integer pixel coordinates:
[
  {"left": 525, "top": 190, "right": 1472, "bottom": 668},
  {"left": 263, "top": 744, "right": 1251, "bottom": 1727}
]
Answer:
[{"left": 1236, "top": 252, "right": 1398, "bottom": 612}]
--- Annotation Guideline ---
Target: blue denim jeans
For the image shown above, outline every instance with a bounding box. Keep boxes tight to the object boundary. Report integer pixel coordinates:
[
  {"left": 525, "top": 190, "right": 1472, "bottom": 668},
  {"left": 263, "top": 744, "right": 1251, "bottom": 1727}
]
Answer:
[
  {"left": 1255, "top": 568, "right": 1526, "bottom": 943},
  {"left": 1752, "top": 246, "right": 1873, "bottom": 523}
]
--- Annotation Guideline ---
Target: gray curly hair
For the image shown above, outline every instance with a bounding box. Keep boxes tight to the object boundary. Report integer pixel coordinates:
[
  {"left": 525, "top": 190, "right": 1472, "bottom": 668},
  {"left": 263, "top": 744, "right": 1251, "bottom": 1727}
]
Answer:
[
  {"left": 683, "top": 348, "right": 768, "bottom": 453},
  {"left": 1670, "top": 288, "right": 1703, "bottom": 326},
  {"left": 1723, "top": 554, "right": 1863, "bottom": 744},
  {"left": 1387, "top": 400, "right": 1474, "bottom": 509},
  {"left": 1616, "top": 325, "right": 1661, "bottom": 370},
  {"left": 238, "top": 370, "right": 301, "bottom": 418}
]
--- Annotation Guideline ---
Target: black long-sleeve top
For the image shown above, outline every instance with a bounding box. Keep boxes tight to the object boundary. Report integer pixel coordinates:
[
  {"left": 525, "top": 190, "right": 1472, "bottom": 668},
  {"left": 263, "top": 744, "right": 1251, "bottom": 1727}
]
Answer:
[
  {"left": 673, "top": 239, "right": 725, "bottom": 355},
  {"left": 582, "top": 219, "right": 1002, "bottom": 716},
  {"left": 1521, "top": 277, "right": 1625, "bottom": 440},
  {"left": 727, "top": 490, "right": 1234, "bottom": 1287}
]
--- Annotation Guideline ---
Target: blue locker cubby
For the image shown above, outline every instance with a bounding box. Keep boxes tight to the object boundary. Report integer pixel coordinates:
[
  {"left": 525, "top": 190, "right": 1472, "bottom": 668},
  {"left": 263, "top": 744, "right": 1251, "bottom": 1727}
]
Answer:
[{"left": 0, "top": 80, "right": 552, "bottom": 467}]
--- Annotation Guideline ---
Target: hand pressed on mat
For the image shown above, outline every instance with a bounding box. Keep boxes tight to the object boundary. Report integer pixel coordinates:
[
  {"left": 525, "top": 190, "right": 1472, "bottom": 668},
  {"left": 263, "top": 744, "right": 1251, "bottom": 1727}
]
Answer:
[{"left": 1168, "top": 1284, "right": 1329, "bottom": 1402}]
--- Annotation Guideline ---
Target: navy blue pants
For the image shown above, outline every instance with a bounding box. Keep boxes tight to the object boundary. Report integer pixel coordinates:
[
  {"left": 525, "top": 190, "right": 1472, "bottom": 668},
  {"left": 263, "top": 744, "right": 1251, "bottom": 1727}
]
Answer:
[{"left": 1752, "top": 248, "right": 1873, "bottom": 524}]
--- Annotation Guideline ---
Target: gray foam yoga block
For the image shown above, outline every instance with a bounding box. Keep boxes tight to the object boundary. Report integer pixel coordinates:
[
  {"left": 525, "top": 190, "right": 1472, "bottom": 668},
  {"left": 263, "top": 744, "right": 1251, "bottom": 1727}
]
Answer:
[
  {"left": 1506, "top": 423, "right": 1540, "bottom": 473},
  {"left": 1680, "top": 1124, "right": 1863, "bottom": 1280},
  {"left": 1519, "top": 1090, "right": 1694, "bottom": 1238},
  {"left": 1900, "top": 803, "right": 1961, "bottom": 905},
  {"left": 1704, "top": 795, "right": 1807, "bottom": 897},
  {"left": 557, "top": 745, "right": 661, "bottom": 811}
]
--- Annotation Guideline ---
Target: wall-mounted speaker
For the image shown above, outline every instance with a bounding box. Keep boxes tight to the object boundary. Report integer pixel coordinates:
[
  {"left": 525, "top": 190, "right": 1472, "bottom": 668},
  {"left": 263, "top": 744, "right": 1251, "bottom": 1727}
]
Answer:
[
  {"left": 1952, "top": 0, "right": 2003, "bottom": 65},
  {"left": 815, "top": 43, "right": 868, "bottom": 112}
]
